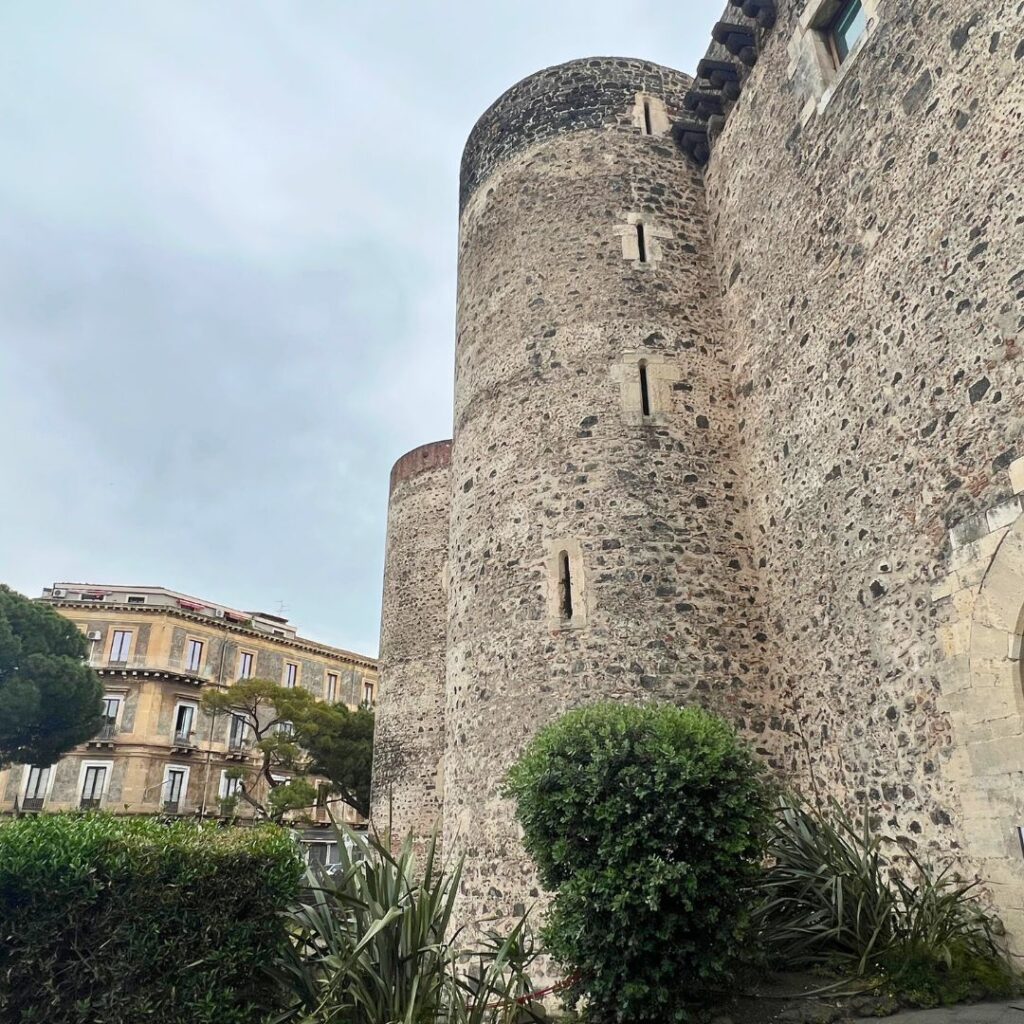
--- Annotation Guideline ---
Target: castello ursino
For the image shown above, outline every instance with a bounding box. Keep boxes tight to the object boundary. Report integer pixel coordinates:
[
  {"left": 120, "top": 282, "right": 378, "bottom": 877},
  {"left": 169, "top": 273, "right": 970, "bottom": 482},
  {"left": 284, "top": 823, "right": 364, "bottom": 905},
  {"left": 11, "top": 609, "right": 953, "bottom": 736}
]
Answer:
[{"left": 370, "top": 0, "right": 1024, "bottom": 946}]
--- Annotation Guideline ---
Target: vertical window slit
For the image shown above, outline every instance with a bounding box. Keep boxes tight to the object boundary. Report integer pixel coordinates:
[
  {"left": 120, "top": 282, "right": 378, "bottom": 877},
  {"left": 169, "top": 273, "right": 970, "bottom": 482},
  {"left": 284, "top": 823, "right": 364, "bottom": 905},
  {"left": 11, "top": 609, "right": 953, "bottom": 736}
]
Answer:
[
  {"left": 636, "top": 222, "right": 647, "bottom": 263},
  {"left": 558, "top": 551, "right": 573, "bottom": 621},
  {"left": 642, "top": 98, "right": 653, "bottom": 135},
  {"left": 639, "top": 361, "right": 652, "bottom": 418}
]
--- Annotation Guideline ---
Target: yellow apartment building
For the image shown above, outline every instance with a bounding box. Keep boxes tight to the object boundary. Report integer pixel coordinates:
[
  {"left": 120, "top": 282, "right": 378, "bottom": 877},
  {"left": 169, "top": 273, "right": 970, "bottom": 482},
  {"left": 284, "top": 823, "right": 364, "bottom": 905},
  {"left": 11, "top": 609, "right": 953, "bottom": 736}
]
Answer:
[{"left": 0, "top": 583, "right": 378, "bottom": 861}]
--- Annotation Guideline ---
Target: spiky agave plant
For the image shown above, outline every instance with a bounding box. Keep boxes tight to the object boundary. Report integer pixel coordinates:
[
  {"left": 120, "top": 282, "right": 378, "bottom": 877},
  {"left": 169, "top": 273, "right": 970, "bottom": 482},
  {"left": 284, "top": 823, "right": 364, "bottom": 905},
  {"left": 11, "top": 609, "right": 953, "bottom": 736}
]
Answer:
[
  {"left": 752, "top": 796, "right": 898, "bottom": 973},
  {"left": 269, "top": 826, "right": 540, "bottom": 1024},
  {"left": 752, "top": 796, "right": 1018, "bottom": 1005}
]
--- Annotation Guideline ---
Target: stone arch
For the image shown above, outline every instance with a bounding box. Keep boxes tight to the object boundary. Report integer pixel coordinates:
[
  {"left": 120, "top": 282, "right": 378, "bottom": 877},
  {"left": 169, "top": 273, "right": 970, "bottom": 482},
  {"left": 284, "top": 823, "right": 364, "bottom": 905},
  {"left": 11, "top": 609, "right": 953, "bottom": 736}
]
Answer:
[{"left": 954, "top": 510, "right": 1024, "bottom": 942}]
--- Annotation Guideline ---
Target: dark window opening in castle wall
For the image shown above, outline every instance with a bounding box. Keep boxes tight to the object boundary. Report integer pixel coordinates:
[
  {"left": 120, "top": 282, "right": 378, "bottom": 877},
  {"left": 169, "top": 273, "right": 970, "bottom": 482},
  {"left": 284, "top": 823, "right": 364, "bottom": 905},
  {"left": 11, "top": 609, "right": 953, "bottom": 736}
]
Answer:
[
  {"left": 636, "top": 223, "right": 648, "bottom": 263},
  {"left": 639, "top": 361, "right": 652, "bottom": 418},
  {"left": 558, "top": 551, "right": 573, "bottom": 620}
]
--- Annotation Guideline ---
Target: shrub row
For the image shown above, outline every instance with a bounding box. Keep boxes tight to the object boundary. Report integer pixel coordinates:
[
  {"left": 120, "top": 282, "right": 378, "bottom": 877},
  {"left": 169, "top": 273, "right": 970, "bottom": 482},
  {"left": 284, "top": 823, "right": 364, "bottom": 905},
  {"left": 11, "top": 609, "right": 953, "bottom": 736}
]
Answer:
[{"left": 0, "top": 813, "right": 303, "bottom": 1024}]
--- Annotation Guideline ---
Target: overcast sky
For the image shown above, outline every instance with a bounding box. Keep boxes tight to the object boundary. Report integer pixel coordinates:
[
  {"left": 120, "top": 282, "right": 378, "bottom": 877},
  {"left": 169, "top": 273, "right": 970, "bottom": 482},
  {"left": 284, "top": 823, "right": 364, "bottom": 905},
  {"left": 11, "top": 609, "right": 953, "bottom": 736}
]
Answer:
[{"left": 0, "top": 1, "right": 723, "bottom": 656}]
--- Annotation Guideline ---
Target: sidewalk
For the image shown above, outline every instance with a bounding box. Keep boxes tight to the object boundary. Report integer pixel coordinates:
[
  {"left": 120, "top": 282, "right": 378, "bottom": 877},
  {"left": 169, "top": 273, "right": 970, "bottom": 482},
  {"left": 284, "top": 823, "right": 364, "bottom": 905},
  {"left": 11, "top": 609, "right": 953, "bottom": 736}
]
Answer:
[{"left": 884, "top": 1004, "right": 1024, "bottom": 1023}]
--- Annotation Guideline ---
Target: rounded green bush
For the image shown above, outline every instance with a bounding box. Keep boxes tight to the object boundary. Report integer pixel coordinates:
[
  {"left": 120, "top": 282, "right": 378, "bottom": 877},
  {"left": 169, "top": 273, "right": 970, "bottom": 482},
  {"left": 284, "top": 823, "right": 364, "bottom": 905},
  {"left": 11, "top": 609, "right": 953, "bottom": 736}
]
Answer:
[{"left": 503, "top": 701, "right": 771, "bottom": 1023}]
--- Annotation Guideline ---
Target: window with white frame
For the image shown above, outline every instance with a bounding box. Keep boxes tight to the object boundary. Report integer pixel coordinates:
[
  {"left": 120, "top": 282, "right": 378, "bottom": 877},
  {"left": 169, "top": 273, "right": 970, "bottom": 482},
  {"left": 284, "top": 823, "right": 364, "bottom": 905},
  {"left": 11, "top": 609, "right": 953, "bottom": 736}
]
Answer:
[
  {"left": 238, "top": 651, "right": 254, "bottom": 679},
  {"left": 228, "top": 712, "right": 248, "bottom": 750},
  {"left": 23, "top": 765, "right": 50, "bottom": 807},
  {"left": 173, "top": 703, "right": 196, "bottom": 744},
  {"left": 185, "top": 638, "right": 204, "bottom": 672},
  {"left": 303, "top": 841, "right": 339, "bottom": 867},
  {"left": 284, "top": 663, "right": 298, "bottom": 688},
  {"left": 363, "top": 681, "right": 375, "bottom": 705},
  {"left": 163, "top": 765, "right": 188, "bottom": 810},
  {"left": 109, "top": 629, "right": 132, "bottom": 663},
  {"left": 326, "top": 672, "right": 338, "bottom": 702},
  {"left": 100, "top": 695, "right": 121, "bottom": 738},
  {"left": 219, "top": 771, "right": 242, "bottom": 799},
  {"left": 79, "top": 762, "right": 110, "bottom": 807}
]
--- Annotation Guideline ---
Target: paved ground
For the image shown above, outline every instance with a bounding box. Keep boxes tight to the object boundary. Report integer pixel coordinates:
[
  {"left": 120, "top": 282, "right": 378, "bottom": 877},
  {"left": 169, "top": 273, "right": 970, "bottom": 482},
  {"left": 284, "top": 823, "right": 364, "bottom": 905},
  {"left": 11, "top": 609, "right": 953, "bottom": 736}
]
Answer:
[
  {"left": 884, "top": 1003, "right": 1024, "bottom": 1023},
  {"left": 719, "top": 974, "right": 1024, "bottom": 1023}
]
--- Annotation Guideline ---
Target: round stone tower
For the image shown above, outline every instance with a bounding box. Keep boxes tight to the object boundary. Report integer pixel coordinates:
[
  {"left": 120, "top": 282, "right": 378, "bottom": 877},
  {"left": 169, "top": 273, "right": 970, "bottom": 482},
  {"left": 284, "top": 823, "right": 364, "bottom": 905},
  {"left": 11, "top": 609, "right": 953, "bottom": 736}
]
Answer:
[
  {"left": 371, "top": 440, "right": 451, "bottom": 850},
  {"left": 445, "top": 58, "right": 771, "bottom": 933}
]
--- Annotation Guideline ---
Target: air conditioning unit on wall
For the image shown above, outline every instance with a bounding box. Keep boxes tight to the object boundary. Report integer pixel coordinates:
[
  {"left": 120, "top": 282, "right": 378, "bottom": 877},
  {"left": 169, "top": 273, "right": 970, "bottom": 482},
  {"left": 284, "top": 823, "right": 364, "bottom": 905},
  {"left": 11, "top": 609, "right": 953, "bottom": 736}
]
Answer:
[
  {"left": 52, "top": 588, "right": 66, "bottom": 598},
  {"left": 86, "top": 631, "right": 102, "bottom": 641}
]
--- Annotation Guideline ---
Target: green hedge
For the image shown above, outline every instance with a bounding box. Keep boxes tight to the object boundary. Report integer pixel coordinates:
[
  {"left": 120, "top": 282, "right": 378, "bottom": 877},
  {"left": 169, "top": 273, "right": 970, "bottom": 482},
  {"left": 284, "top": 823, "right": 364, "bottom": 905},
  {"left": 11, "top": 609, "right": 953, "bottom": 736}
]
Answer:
[
  {"left": 504, "top": 702, "right": 771, "bottom": 1024},
  {"left": 0, "top": 813, "right": 303, "bottom": 1024}
]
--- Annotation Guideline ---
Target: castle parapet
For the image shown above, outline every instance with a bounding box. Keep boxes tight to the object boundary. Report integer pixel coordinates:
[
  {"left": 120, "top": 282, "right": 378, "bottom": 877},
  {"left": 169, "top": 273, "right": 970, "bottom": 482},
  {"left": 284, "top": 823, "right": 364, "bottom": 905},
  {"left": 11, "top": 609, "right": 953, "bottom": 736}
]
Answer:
[{"left": 459, "top": 57, "right": 692, "bottom": 211}]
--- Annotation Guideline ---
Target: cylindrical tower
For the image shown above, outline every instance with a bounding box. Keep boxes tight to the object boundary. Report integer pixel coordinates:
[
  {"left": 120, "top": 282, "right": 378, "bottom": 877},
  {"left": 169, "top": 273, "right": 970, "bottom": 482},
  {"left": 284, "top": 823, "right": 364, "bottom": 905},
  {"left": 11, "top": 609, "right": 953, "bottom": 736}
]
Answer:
[
  {"left": 445, "top": 58, "right": 771, "bottom": 932},
  {"left": 371, "top": 440, "right": 452, "bottom": 850}
]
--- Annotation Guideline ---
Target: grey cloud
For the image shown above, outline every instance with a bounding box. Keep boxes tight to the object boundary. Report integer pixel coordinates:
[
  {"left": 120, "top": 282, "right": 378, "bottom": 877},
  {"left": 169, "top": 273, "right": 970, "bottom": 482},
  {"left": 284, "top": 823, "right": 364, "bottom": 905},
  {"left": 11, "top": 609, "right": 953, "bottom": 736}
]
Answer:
[{"left": 0, "top": 0, "right": 721, "bottom": 654}]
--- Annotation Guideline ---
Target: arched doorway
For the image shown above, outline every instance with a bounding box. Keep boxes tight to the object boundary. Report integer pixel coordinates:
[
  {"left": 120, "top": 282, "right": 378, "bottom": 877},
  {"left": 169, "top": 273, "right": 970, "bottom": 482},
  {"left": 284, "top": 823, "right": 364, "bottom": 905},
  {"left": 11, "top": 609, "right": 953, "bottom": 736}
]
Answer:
[{"left": 949, "top": 511, "right": 1024, "bottom": 946}]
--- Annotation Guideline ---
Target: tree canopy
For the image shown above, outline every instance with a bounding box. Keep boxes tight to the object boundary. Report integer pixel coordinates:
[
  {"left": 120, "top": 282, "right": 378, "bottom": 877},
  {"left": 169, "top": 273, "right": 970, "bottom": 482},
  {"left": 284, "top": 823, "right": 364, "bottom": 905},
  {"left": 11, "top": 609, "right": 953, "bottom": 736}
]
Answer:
[
  {"left": 0, "top": 585, "right": 104, "bottom": 767},
  {"left": 202, "top": 678, "right": 373, "bottom": 821},
  {"left": 296, "top": 701, "right": 373, "bottom": 819}
]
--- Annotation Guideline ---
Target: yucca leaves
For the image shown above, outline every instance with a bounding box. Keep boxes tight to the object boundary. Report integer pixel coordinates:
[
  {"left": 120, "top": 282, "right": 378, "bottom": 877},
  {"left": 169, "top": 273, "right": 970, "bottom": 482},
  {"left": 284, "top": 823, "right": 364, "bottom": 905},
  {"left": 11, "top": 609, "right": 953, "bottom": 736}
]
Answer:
[
  {"left": 752, "top": 797, "right": 1018, "bottom": 1003},
  {"left": 271, "top": 825, "right": 540, "bottom": 1024}
]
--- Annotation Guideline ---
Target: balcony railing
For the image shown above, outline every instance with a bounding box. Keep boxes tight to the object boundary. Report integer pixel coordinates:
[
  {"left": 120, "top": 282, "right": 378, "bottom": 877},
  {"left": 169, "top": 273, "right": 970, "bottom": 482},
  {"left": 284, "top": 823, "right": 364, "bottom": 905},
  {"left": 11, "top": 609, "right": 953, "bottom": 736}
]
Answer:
[
  {"left": 163, "top": 800, "right": 180, "bottom": 814},
  {"left": 172, "top": 732, "right": 196, "bottom": 749},
  {"left": 98, "top": 721, "right": 117, "bottom": 740},
  {"left": 89, "top": 654, "right": 215, "bottom": 682},
  {"left": 22, "top": 797, "right": 44, "bottom": 811},
  {"left": 80, "top": 797, "right": 101, "bottom": 810}
]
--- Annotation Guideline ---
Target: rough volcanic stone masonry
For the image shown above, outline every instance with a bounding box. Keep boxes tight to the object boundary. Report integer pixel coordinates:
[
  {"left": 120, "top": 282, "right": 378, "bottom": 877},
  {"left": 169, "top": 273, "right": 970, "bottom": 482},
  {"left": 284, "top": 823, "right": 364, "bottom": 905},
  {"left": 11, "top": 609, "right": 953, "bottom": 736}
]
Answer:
[
  {"left": 372, "top": 0, "right": 1024, "bottom": 948},
  {"left": 372, "top": 441, "right": 451, "bottom": 850}
]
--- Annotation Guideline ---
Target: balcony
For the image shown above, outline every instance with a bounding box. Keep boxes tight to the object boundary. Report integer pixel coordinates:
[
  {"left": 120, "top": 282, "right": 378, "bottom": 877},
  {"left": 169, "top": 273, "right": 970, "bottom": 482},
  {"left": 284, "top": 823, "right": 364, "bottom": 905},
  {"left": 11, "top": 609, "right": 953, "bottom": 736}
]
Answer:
[
  {"left": 226, "top": 740, "right": 250, "bottom": 761},
  {"left": 171, "top": 732, "right": 197, "bottom": 754},
  {"left": 22, "top": 797, "right": 44, "bottom": 812},
  {"left": 163, "top": 800, "right": 181, "bottom": 814},
  {"left": 89, "top": 654, "right": 214, "bottom": 685},
  {"left": 87, "top": 720, "right": 118, "bottom": 748},
  {"left": 80, "top": 798, "right": 101, "bottom": 810}
]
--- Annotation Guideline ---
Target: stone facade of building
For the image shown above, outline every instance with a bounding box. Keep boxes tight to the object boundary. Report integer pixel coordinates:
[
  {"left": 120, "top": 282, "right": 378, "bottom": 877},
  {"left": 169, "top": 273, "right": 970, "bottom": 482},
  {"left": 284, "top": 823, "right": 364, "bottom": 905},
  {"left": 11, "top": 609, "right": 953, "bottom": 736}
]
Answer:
[
  {"left": 3, "top": 583, "right": 377, "bottom": 860},
  {"left": 372, "top": 0, "right": 1024, "bottom": 944}
]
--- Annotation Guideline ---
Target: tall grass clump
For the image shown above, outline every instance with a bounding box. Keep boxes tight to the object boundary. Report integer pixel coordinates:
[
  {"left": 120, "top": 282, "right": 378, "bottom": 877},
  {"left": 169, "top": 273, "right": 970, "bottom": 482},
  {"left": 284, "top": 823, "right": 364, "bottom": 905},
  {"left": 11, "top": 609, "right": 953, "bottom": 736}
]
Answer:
[
  {"left": 754, "top": 797, "right": 1020, "bottom": 1007},
  {"left": 503, "top": 701, "right": 772, "bottom": 1024},
  {"left": 271, "top": 827, "right": 541, "bottom": 1024}
]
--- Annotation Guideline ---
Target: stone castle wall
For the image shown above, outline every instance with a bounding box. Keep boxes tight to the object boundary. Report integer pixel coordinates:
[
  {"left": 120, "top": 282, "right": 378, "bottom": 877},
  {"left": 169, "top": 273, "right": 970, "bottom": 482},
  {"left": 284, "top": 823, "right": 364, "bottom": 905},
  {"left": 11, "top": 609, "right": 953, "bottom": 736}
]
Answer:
[
  {"left": 704, "top": 0, "right": 1024, "bottom": 934},
  {"left": 444, "top": 57, "right": 779, "bottom": 936},
  {"left": 371, "top": 440, "right": 451, "bottom": 848},
  {"left": 370, "top": 0, "right": 1024, "bottom": 946}
]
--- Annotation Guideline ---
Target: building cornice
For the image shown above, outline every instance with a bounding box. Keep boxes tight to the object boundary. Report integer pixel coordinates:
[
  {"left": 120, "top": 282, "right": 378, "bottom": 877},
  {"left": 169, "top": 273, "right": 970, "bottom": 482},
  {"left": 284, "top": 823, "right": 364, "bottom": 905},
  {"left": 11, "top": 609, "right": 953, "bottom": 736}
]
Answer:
[{"left": 50, "top": 600, "right": 378, "bottom": 671}]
